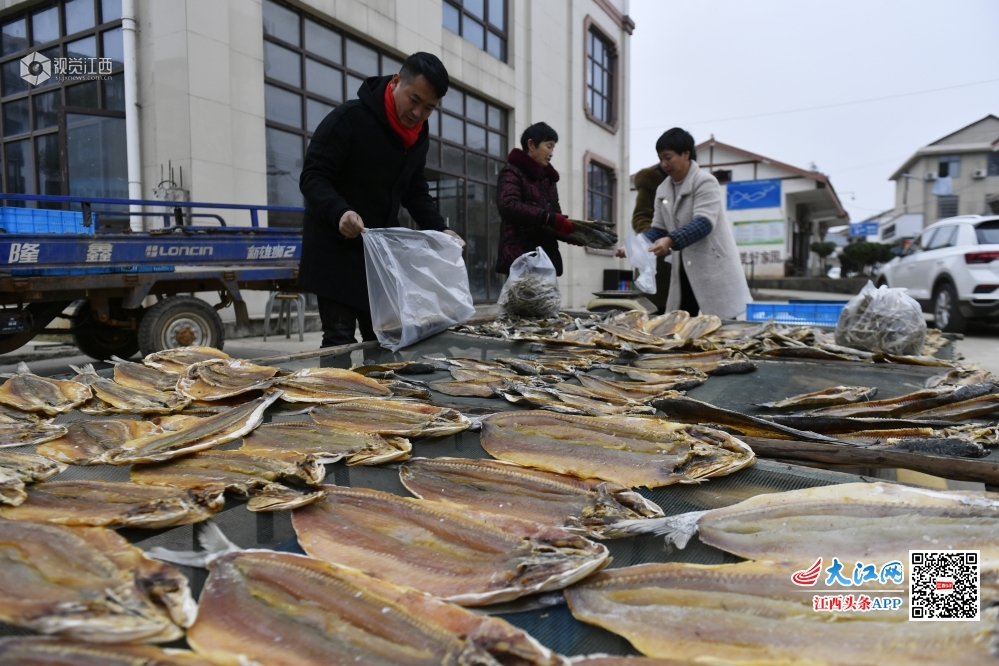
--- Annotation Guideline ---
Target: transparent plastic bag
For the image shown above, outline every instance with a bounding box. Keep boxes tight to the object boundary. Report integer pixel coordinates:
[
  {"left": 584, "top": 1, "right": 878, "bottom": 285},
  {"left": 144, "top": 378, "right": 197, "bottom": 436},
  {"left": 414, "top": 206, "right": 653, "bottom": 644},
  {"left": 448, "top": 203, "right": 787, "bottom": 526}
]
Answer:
[
  {"left": 835, "top": 280, "right": 927, "bottom": 355},
  {"left": 363, "top": 228, "right": 475, "bottom": 352},
  {"left": 498, "top": 247, "right": 561, "bottom": 318},
  {"left": 625, "top": 232, "right": 657, "bottom": 294}
]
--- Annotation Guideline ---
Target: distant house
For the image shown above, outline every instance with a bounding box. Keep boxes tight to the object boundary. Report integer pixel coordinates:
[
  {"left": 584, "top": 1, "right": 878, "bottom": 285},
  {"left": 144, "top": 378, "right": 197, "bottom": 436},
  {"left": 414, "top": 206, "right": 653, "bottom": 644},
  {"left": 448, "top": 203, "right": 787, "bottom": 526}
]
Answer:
[{"left": 886, "top": 115, "right": 999, "bottom": 239}]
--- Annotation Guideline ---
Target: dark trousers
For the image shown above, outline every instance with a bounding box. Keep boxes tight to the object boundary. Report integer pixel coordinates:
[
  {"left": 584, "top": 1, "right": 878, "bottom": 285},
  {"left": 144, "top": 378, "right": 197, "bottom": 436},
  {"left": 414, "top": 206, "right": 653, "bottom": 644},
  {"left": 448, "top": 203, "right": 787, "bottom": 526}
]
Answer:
[
  {"left": 677, "top": 259, "right": 700, "bottom": 315},
  {"left": 317, "top": 296, "right": 377, "bottom": 347}
]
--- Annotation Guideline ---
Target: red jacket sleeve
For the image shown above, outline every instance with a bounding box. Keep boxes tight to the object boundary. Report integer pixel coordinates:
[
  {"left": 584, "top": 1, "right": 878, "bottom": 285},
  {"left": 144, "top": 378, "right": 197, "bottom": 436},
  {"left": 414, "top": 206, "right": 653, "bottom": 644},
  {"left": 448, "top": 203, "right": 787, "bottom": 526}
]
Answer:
[{"left": 497, "top": 168, "right": 552, "bottom": 229}]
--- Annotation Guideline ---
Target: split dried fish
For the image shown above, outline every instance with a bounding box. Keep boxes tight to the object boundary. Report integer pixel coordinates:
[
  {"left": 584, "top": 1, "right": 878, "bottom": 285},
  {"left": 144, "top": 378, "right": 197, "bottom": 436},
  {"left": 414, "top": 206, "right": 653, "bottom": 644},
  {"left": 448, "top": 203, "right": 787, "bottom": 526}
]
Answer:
[
  {"left": 0, "top": 521, "right": 195, "bottom": 643},
  {"left": 925, "top": 367, "right": 997, "bottom": 388},
  {"left": 673, "top": 314, "right": 721, "bottom": 339},
  {"left": 500, "top": 383, "right": 653, "bottom": 416},
  {"left": 909, "top": 393, "right": 999, "bottom": 421},
  {"left": 310, "top": 397, "right": 470, "bottom": 437},
  {"left": 565, "top": 561, "right": 999, "bottom": 665},
  {"left": 351, "top": 359, "right": 445, "bottom": 375},
  {"left": 275, "top": 366, "right": 394, "bottom": 402},
  {"left": 241, "top": 420, "right": 411, "bottom": 465},
  {"left": 35, "top": 418, "right": 191, "bottom": 465},
  {"left": 806, "top": 383, "right": 998, "bottom": 418},
  {"left": 576, "top": 374, "right": 688, "bottom": 402},
  {"left": 110, "top": 355, "right": 180, "bottom": 392},
  {"left": 429, "top": 378, "right": 502, "bottom": 397},
  {"left": 757, "top": 385, "right": 878, "bottom": 409},
  {"left": 0, "top": 362, "right": 91, "bottom": 415},
  {"left": 176, "top": 358, "right": 281, "bottom": 401},
  {"left": 642, "top": 310, "right": 689, "bottom": 337},
  {"left": 607, "top": 366, "right": 708, "bottom": 390},
  {"left": 143, "top": 345, "right": 229, "bottom": 374},
  {"left": 0, "top": 451, "right": 66, "bottom": 505},
  {"left": 293, "top": 485, "right": 609, "bottom": 605},
  {"left": 596, "top": 324, "right": 667, "bottom": 346},
  {"left": 481, "top": 410, "right": 755, "bottom": 488},
  {"left": 0, "top": 410, "right": 66, "bottom": 449},
  {"left": 400, "top": 456, "right": 664, "bottom": 539},
  {"left": 70, "top": 364, "right": 190, "bottom": 414},
  {"left": 634, "top": 349, "right": 757, "bottom": 375},
  {"left": 0, "top": 637, "right": 217, "bottom": 665},
  {"left": 0, "top": 480, "right": 224, "bottom": 528},
  {"left": 100, "top": 392, "right": 280, "bottom": 465},
  {"left": 184, "top": 550, "right": 567, "bottom": 666}
]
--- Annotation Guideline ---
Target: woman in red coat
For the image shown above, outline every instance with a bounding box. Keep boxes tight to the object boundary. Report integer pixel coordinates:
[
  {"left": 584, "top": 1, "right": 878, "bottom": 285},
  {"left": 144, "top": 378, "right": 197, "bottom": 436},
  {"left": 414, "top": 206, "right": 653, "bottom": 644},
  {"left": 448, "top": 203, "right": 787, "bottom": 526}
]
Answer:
[{"left": 495, "top": 122, "right": 576, "bottom": 276}]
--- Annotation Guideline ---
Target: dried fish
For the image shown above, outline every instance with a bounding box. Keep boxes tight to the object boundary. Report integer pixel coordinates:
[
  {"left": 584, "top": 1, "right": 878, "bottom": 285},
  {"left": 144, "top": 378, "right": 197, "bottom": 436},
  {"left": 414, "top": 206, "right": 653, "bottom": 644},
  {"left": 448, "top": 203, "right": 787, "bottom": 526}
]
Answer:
[
  {"left": 0, "top": 522, "right": 196, "bottom": 643},
  {"left": 925, "top": 367, "right": 997, "bottom": 388},
  {"left": 275, "top": 366, "right": 394, "bottom": 402},
  {"left": 70, "top": 364, "right": 190, "bottom": 414},
  {"left": 0, "top": 451, "right": 66, "bottom": 505},
  {"left": 351, "top": 359, "right": 445, "bottom": 375},
  {"left": 609, "top": 310, "right": 650, "bottom": 329},
  {"left": 909, "top": 393, "right": 999, "bottom": 421},
  {"left": 758, "top": 346, "right": 859, "bottom": 361},
  {"left": 674, "top": 314, "right": 721, "bottom": 340},
  {"left": 0, "top": 480, "right": 224, "bottom": 528},
  {"left": 501, "top": 272, "right": 562, "bottom": 318},
  {"left": 110, "top": 355, "right": 180, "bottom": 392},
  {"left": 310, "top": 397, "right": 470, "bottom": 437},
  {"left": 571, "top": 658, "right": 690, "bottom": 666},
  {"left": 176, "top": 358, "right": 280, "bottom": 401},
  {"left": 0, "top": 362, "right": 91, "bottom": 415},
  {"left": 0, "top": 410, "right": 66, "bottom": 449},
  {"left": 806, "top": 383, "right": 998, "bottom": 418},
  {"left": 596, "top": 324, "right": 667, "bottom": 346},
  {"left": 293, "top": 485, "right": 609, "bottom": 605},
  {"left": 481, "top": 410, "right": 755, "bottom": 488},
  {"left": 400, "top": 457, "right": 664, "bottom": 539},
  {"left": 185, "top": 550, "right": 567, "bottom": 666},
  {"left": 873, "top": 352, "right": 955, "bottom": 367},
  {"left": 642, "top": 310, "right": 689, "bottom": 337},
  {"left": 429, "top": 378, "right": 502, "bottom": 397},
  {"left": 634, "top": 349, "right": 756, "bottom": 375},
  {"left": 143, "top": 345, "right": 229, "bottom": 374},
  {"left": 576, "top": 374, "right": 687, "bottom": 402},
  {"left": 762, "top": 413, "right": 957, "bottom": 434},
  {"left": 0, "top": 637, "right": 217, "bottom": 665},
  {"left": 100, "top": 393, "right": 279, "bottom": 465},
  {"left": 241, "top": 420, "right": 411, "bottom": 465},
  {"left": 757, "top": 385, "right": 878, "bottom": 409},
  {"left": 36, "top": 418, "right": 173, "bottom": 465},
  {"left": 500, "top": 383, "right": 653, "bottom": 416},
  {"left": 132, "top": 449, "right": 324, "bottom": 512},
  {"left": 607, "top": 366, "right": 708, "bottom": 390}
]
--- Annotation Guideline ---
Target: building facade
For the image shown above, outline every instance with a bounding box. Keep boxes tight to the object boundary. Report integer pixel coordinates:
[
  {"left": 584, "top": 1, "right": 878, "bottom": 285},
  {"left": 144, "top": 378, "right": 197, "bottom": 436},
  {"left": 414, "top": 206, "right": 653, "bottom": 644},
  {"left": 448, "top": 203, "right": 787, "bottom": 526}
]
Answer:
[{"left": 0, "top": 0, "right": 635, "bottom": 319}]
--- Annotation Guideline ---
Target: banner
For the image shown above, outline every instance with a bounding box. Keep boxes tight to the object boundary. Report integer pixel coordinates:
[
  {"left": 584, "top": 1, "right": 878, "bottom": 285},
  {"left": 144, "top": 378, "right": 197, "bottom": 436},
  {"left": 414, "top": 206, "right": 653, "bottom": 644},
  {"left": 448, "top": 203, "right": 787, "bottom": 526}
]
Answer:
[
  {"left": 733, "top": 219, "right": 785, "bottom": 246},
  {"left": 726, "top": 178, "right": 782, "bottom": 210}
]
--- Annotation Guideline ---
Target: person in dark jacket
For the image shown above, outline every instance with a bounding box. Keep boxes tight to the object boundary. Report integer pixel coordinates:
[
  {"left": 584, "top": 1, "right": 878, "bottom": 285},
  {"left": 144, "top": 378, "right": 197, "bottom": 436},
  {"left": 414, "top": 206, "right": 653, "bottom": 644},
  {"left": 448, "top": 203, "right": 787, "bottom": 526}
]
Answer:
[
  {"left": 495, "top": 122, "right": 575, "bottom": 277},
  {"left": 631, "top": 164, "right": 670, "bottom": 311},
  {"left": 298, "top": 52, "right": 463, "bottom": 348}
]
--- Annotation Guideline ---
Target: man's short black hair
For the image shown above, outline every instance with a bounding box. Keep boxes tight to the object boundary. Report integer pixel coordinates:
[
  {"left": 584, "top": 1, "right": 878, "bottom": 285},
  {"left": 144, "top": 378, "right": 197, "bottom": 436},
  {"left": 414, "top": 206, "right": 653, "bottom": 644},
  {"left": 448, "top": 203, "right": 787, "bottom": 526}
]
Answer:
[
  {"left": 399, "top": 52, "right": 449, "bottom": 99},
  {"left": 520, "top": 122, "right": 559, "bottom": 151},
  {"left": 655, "top": 127, "right": 696, "bottom": 161}
]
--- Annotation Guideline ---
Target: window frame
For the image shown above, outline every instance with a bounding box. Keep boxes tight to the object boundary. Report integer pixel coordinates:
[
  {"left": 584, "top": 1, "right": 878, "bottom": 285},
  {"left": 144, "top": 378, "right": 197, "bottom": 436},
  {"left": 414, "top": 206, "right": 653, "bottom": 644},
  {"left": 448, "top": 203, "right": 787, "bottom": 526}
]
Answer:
[
  {"left": 937, "top": 194, "right": 959, "bottom": 220},
  {"left": 583, "top": 16, "right": 618, "bottom": 133},
  {"left": 938, "top": 155, "right": 960, "bottom": 179},
  {"left": 583, "top": 151, "right": 618, "bottom": 255},
  {"left": 442, "top": 0, "right": 508, "bottom": 63}
]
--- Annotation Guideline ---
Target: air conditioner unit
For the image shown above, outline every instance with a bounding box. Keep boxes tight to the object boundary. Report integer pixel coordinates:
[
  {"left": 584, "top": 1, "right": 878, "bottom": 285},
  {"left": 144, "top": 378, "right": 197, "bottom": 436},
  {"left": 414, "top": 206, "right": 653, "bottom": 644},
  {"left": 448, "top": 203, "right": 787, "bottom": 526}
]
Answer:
[
  {"left": 924, "top": 172, "right": 938, "bottom": 181},
  {"left": 972, "top": 169, "right": 988, "bottom": 179}
]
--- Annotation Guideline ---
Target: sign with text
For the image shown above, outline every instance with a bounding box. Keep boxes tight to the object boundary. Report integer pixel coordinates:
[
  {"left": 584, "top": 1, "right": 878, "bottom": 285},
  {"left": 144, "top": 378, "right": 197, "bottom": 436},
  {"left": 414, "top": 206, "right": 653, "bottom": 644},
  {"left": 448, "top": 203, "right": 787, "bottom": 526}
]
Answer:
[
  {"left": 850, "top": 221, "right": 880, "bottom": 237},
  {"left": 726, "top": 178, "right": 782, "bottom": 210},
  {"left": 734, "top": 219, "right": 785, "bottom": 246}
]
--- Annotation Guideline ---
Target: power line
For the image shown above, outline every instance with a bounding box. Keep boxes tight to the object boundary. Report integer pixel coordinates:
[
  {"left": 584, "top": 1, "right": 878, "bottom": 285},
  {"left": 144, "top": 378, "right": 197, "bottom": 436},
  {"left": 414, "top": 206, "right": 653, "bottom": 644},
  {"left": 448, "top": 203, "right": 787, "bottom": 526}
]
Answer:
[{"left": 629, "top": 78, "right": 999, "bottom": 132}]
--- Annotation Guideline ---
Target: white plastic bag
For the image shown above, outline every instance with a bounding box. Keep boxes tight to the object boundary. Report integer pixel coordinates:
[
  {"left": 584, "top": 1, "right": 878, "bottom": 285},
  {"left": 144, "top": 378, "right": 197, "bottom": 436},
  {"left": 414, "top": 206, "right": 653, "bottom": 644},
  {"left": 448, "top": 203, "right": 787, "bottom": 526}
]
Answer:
[
  {"left": 835, "top": 280, "right": 927, "bottom": 355},
  {"left": 363, "top": 228, "right": 475, "bottom": 352},
  {"left": 498, "top": 247, "right": 561, "bottom": 318},
  {"left": 625, "top": 232, "right": 657, "bottom": 294}
]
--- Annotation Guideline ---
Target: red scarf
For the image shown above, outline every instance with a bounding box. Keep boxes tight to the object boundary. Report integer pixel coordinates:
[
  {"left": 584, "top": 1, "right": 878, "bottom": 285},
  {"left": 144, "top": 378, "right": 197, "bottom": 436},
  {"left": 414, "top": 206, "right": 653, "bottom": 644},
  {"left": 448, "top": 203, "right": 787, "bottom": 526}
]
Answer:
[{"left": 384, "top": 81, "right": 422, "bottom": 149}]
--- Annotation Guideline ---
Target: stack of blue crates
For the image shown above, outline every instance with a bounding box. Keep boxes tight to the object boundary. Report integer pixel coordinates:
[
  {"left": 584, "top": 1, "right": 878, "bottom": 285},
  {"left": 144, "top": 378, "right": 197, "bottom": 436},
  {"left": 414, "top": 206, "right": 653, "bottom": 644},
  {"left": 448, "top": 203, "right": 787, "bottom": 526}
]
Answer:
[{"left": 746, "top": 302, "right": 847, "bottom": 327}]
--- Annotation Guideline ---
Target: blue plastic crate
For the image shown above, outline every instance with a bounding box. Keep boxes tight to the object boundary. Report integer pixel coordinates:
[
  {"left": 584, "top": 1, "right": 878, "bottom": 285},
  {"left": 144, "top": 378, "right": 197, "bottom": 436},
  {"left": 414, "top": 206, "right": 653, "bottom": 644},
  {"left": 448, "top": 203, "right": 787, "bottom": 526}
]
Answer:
[
  {"left": 746, "top": 302, "right": 846, "bottom": 327},
  {"left": 0, "top": 207, "right": 91, "bottom": 234}
]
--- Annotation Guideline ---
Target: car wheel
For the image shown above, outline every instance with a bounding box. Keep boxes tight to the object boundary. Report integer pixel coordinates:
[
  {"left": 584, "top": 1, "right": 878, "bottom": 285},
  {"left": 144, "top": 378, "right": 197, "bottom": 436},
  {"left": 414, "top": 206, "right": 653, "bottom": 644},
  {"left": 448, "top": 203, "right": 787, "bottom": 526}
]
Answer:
[{"left": 932, "top": 281, "right": 967, "bottom": 334}]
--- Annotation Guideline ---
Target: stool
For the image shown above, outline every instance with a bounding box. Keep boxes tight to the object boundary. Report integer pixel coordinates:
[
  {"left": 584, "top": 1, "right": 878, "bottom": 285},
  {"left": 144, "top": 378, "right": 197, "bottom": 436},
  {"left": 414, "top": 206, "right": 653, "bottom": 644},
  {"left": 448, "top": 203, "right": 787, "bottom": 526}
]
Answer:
[{"left": 263, "top": 291, "right": 306, "bottom": 341}]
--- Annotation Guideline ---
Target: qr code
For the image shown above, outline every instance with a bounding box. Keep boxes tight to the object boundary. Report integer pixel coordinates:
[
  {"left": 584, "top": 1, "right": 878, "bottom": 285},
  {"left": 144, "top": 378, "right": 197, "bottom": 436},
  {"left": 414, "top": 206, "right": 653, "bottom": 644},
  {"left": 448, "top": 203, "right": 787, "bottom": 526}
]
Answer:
[{"left": 909, "top": 550, "right": 979, "bottom": 621}]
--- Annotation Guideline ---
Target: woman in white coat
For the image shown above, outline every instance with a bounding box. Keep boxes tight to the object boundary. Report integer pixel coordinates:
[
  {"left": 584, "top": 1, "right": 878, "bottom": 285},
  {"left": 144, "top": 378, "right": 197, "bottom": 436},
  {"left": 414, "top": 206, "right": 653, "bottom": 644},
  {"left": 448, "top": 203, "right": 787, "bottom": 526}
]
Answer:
[{"left": 633, "top": 128, "right": 751, "bottom": 319}]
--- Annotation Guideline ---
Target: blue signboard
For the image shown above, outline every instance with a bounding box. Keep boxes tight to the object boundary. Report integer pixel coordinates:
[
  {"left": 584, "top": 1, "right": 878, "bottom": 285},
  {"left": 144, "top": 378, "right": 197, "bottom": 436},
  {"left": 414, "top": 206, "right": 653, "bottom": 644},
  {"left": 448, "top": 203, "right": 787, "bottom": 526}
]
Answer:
[
  {"left": 726, "top": 178, "right": 782, "bottom": 210},
  {"left": 850, "top": 222, "right": 879, "bottom": 237}
]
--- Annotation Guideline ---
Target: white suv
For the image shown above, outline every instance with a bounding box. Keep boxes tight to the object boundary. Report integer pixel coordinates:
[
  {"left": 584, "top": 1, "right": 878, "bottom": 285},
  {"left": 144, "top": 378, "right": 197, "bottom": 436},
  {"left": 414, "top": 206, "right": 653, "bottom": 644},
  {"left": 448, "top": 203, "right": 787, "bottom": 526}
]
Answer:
[{"left": 878, "top": 214, "right": 999, "bottom": 333}]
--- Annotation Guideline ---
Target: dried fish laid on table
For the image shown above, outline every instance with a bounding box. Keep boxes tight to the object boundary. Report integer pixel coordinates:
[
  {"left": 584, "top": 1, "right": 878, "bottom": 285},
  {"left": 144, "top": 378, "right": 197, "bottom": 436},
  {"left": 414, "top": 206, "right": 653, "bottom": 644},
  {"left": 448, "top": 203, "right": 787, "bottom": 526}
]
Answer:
[
  {"left": 481, "top": 410, "right": 755, "bottom": 488},
  {"left": 70, "top": 364, "right": 190, "bottom": 415},
  {"left": 0, "top": 451, "right": 66, "bottom": 505},
  {"left": 0, "top": 637, "right": 219, "bottom": 665},
  {"left": 836, "top": 430, "right": 988, "bottom": 458},
  {"left": 575, "top": 374, "right": 690, "bottom": 402},
  {"left": 400, "top": 457, "right": 664, "bottom": 539},
  {"left": 908, "top": 392, "right": 999, "bottom": 421},
  {"left": 142, "top": 345, "right": 229, "bottom": 374},
  {"left": 179, "top": 549, "right": 568, "bottom": 666},
  {"left": 0, "top": 522, "right": 196, "bottom": 644},
  {"left": 0, "top": 409, "right": 66, "bottom": 449},
  {"left": 756, "top": 385, "right": 878, "bottom": 409},
  {"left": 565, "top": 562, "right": 999, "bottom": 665},
  {"left": 762, "top": 413, "right": 957, "bottom": 435},
  {"left": 292, "top": 485, "right": 609, "bottom": 605},
  {"left": 98, "top": 392, "right": 279, "bottom": 465},
  {"left": 596, "top": 324, "right": 667, "bottom": 347},
  {"left": 805, "top": 382, "right": 999, "bottom": 418},
  {"left": 607, "top": 366, "right": 708, "bottom": 390},
  {"left": 642, "top": 310, "right": 690, "bottom": 337},
  {"left": 925, "top": 367, "right": 997, "bottom": 388},
  {"left": 673, "top": 314, "right": 721, "bottom": 340},
  {"left": 350, "top": 359, "right": 447, "bottom": 375},
  {"left": 429, "top": 378, "right": 504, "bottom": 397},
  {"left": 500, "top": 382, "right": 653, "bottom": 416},
  {"left": 633, "top": 349, "right": 757, "bottom": 375},
  {"left": 176, "top": 358, "right": 281, "bottom": 401},
  {"left": 0, "top": 480, "right": 224, "bottom": 528},
  {"left": 132, "top": 450, "right": 325, "bottom": 511},
  {"left": 241, "top": 420, "right": 411, "bottom": 465},
  {"left": 110, "top": 355, "right": 180, "bottom": 392},
  {"left": 310, "top": 397, "right": 469, "bottom": 437},
  {"left": 607, "top": 310, "right": 649, "bottom": 329},
  {"left": 35, "top": 418, "right": 193, "bottom": 465},
  {"left": 274, "top": 366, "right": 394, "bottom": 402},
  {"left": 0, "top": 362, "right": 91, "bottom": 415},
  {"left": 873, "top": 352, "right": 956, "bottom": 367}
]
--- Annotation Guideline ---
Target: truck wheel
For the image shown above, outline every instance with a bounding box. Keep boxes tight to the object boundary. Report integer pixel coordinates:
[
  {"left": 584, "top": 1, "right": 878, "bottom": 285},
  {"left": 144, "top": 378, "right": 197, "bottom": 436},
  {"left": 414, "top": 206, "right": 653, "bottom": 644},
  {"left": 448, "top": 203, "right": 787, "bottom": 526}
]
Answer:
[
  {"left": 932, "top": 281, "right": 967, "bottom": 334},
  {"left": 138, "top": 296, "right": 225, "bottom": 356},
  {"left": 74, "top": 327, "right": 140, "bottom": 361}
]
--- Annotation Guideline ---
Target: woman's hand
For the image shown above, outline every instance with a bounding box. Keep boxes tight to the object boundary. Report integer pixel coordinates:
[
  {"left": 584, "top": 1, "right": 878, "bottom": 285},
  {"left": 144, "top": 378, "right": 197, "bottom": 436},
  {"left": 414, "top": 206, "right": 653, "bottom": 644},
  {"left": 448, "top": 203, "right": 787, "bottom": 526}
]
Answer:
[
  {"left": 650, "top": 237, "right": 674, "bottom": 257},
  {"left": 615, "top": 247, "right": 627, "bottom": 258}
]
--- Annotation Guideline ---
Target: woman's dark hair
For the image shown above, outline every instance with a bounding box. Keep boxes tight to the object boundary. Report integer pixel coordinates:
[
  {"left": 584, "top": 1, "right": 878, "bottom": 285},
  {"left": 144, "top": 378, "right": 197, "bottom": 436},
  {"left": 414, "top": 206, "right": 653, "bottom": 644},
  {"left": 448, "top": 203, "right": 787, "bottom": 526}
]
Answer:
[
  {"left": 520, "top": 122, "right": 559, "bottom": 151},
  {"left": 399, "top": 52, "right": 449, "bottom": 99},
  {"left": 655, "top": 127, "right": 696, "bottom": 161}
]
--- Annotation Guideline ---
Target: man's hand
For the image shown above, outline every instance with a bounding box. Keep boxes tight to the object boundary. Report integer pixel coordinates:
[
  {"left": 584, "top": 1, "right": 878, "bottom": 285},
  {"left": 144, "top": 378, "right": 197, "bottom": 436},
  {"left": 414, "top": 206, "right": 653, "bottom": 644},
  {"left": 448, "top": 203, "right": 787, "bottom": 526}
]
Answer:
[
  {"left": 443, "top": 229, "right": 466, "bottom": 248},
  {"left": 339, "top": 211, "right": 365, "bottom": 238},
  {"left": 650, "top": 236, "right": 674, "bottom": 257},
  {"left": 615, "top": 247, "right": 627, "bottom": 258}
]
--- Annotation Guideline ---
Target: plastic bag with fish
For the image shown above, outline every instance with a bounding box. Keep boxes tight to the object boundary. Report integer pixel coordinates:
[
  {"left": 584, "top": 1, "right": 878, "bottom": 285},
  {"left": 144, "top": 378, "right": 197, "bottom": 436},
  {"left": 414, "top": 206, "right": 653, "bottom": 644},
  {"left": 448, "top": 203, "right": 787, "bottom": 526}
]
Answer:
[
  {"left": 835, "top": 280, "right": 926, "bottom": 355},
  {"left": 499, "top": 247, "right": 562, "bottom": 318}
]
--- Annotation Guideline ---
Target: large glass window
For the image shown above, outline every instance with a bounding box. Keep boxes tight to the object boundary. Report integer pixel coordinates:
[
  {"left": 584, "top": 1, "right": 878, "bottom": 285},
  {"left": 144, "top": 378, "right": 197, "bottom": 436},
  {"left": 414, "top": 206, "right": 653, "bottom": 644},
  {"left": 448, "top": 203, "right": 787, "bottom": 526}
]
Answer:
[
  {"left": 0, "top": 1, "right": 123, "bottom": 201},
  {"left": 587, "top": 161, "right": 614, "bottom": 225},
  {"left": 586, "top": 27, "right": 616, "bottom": 127},
  {"left": 442, "top": 0, "right": 507, "bottom": 62}
]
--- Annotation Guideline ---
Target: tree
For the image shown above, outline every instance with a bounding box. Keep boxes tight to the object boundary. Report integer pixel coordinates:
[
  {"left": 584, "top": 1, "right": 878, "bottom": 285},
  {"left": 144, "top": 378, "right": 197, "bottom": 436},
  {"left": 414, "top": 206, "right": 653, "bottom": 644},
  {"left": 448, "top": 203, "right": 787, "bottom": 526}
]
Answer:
[
  {"left": 810, "top": 241, "right": 838, "bottom": 275},
  {"left": 839, "top": 241, "right": 893, "bottom": 277}
]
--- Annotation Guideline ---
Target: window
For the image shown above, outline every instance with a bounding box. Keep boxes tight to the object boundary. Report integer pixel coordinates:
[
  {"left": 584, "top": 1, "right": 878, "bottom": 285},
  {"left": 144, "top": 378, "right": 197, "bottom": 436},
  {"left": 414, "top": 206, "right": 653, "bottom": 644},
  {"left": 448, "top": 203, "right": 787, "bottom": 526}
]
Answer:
[
  {"left": 938, "top": 155, "right": 960, "bottom": 178},
  {"left": 712, "top": 169, "right": 732, "bottom": 184},
  {"left": 926, "top": 226, "right": 956, "bottom": 250},
  {"left": 0, "top": 0, "right": 124, "bottom": 203},
  {"left": 911, "top": 228, "right": 937, "bottom": 253},
  {"left": 976, "top": 221, "right": 999, "bottom": 244},
  {"left": 442, "top": 0, "right": 507, "bottom": 62},
  {"left": 988, "top": 152, "right": 999, "bottom": 177},
  {"left": 937, "top": 195, "right": 959, "bottom": 219},
  {"left": 585, "top": 24, "right": 616, "bottom": 128},
  {"left": 586, "top": 158, "right": 615, "bottom": 225}
]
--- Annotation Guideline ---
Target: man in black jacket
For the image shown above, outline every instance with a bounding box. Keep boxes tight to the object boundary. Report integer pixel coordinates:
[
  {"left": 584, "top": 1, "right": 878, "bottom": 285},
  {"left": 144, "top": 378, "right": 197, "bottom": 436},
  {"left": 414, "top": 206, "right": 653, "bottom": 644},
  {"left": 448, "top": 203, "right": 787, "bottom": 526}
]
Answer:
[{"left": 298, "top": 52, "right": 463, "bottom": 347}]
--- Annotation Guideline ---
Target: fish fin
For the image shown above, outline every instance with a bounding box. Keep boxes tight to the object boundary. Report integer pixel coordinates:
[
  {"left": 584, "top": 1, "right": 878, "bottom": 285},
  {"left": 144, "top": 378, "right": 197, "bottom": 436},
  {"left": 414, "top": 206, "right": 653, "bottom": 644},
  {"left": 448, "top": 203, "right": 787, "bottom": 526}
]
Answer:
[
  {"left": 15, "top": 362, "right": 31, "bottom": 374},
  {"left": 145, "top": 522, "right": 242, "bottom": 568},
  {"left": 602, "top": 510, "right": 708, "bottom": 547},
  {"left": 465, "top": 415, "right": 484, "bottom": 432}
]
